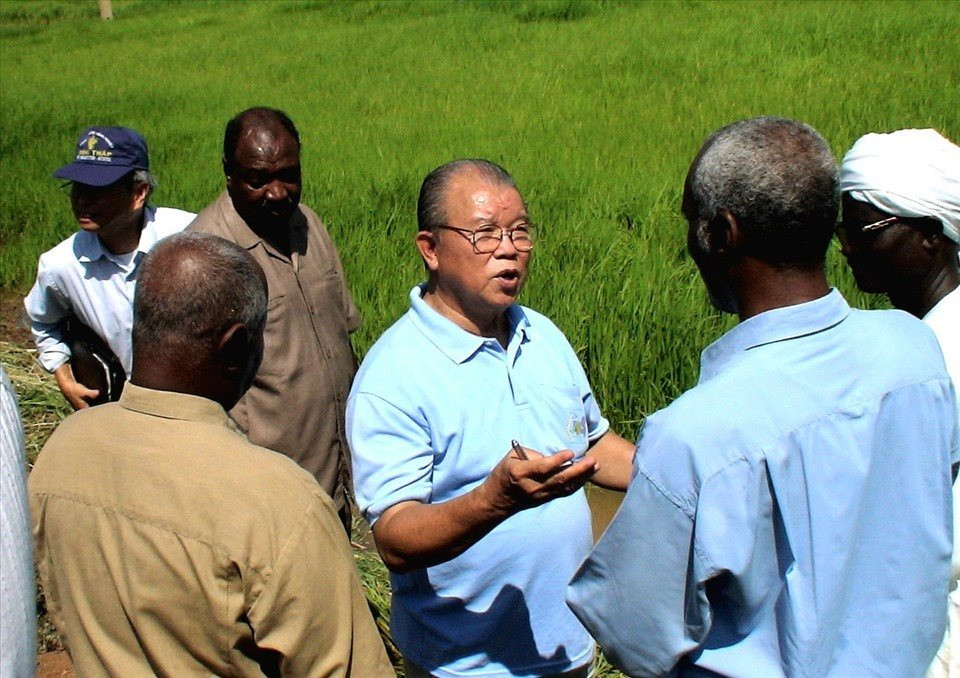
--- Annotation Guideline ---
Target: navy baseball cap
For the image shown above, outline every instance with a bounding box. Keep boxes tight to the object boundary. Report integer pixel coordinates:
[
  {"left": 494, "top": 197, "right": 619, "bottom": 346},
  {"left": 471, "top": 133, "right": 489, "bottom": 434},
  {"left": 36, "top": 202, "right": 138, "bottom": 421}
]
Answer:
[{"left": 53, "top": 126, "right": 150, "bottom": 187}]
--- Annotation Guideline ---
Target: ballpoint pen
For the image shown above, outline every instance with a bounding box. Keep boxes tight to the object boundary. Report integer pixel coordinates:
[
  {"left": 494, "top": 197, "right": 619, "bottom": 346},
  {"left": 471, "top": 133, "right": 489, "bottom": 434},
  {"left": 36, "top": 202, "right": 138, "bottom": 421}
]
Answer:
[{"left": 511, "top": 439, "right": 529, "bottom": 461}]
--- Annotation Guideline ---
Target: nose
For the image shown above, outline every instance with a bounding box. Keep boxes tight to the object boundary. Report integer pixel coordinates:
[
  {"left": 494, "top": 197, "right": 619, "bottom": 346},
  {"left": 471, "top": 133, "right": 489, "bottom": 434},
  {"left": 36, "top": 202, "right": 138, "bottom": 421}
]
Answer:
[
  {"left": 836, "top": 232, "right": 856, "bottom": 258},
  {"left": 492, "top": 231, "right": 519, "bottom": 258},
  {"left": 833, "top": 225, "right": 853, "bottom": 257},
  {"left": 70, "top": 185, "right": 94, "bottom": 209},
  {"left": 264, "top": 180, "right": 288, "bottom": 203}
]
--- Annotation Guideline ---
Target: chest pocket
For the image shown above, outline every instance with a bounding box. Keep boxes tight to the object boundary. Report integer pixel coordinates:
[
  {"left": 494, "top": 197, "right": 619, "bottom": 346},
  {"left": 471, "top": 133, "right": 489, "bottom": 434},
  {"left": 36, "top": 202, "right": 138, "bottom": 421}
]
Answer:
[
  {"left": 523, "top": 383, "right": 590, "bottom": 457},
  {"left": 256, "top": 294, "right": 290, "bottom": 379}
]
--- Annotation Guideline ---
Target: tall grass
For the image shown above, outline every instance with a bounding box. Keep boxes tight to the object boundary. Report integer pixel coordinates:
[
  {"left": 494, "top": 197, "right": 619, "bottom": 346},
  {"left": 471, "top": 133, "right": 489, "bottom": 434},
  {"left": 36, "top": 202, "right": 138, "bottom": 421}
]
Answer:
[
  {"left": 2, "top": 0, "right": 956, "bottom": 423},
  {"left": 1, "top": 1, "right": 956, "bottom": 674}
]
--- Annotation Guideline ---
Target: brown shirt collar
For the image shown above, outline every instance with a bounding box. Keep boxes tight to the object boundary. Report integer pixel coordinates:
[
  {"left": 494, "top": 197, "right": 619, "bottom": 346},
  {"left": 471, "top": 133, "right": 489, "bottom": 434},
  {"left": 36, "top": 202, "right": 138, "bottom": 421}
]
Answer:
[
  {"left": 119, "top": 382, "right": 240, "bottom": 432},
  {"left": 213, "top": 190, "right": 308, "bottom": 255}
]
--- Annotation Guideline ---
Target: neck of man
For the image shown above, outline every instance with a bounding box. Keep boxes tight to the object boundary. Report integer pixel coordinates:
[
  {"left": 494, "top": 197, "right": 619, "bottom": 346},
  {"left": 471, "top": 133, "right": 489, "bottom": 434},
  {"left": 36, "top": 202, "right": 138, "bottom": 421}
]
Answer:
[
  {"left": 422, "top": 283, "right": 511, "bottom": 348},
  {"left": 131, "top": 348, "right": 236, "bottom": 411},
  {"left": 888, "top": 257, "right": 960, "bottom": 319},
  {"left": 251, "top": 222, "right": 293, "bottom": 257},
  {"left": 98, "top": 208, "right": 146, "bottom": 256},
  {"left": 731, "top": 257, "right": 831, "bottom": 322}
]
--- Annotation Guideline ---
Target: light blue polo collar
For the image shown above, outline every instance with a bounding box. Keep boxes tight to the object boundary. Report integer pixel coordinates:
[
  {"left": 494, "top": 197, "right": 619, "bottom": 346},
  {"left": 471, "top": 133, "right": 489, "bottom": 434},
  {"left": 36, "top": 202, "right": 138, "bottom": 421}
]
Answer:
[
  {"left": 407, "top": 285, "right": 531, "bottom": 364},
  {"left": 75, "top": 205, "right": 156, "bottom": 265},
  {"left": 699, "top": 288, "right": 851, "bottom": 384}
]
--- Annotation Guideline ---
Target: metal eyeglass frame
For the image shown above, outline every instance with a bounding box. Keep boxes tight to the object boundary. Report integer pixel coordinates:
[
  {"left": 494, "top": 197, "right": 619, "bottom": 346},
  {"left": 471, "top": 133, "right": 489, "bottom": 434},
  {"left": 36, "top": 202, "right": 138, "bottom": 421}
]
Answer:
[
  {"left": 835, "top": 215, "right": 899, "bottom": 242},
  {"left": 436, "top": 225, "right": 536, "bottom": 254}
]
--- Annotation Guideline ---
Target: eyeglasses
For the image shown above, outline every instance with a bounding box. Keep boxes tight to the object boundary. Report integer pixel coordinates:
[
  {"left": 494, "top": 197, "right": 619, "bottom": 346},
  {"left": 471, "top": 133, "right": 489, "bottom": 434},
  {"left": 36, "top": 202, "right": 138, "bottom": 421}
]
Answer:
[
  {"left": 834, "top": 216, "right": 899, "bottom": 243},
  {"left": 436, "top": 224, "right": 535, "bottom": 254}
]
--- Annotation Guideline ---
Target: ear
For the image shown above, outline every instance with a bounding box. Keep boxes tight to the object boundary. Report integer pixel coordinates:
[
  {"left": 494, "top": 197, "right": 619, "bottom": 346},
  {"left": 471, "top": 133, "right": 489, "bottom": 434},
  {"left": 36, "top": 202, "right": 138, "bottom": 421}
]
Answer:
[
  {"left": 415, "top": 230, "right": 440, "bottom": 272},
  {"left": 217, "top": 322, "right": 251, "bottom": 381},
  {"left": 132, "top": 181, "right": 151, "bottom": 211},
  {"left": 707, "top": 209, "right": 741, "bottom": 257},
  {"left": 919, "top": 230, "right": 941, "bottom": 255}
]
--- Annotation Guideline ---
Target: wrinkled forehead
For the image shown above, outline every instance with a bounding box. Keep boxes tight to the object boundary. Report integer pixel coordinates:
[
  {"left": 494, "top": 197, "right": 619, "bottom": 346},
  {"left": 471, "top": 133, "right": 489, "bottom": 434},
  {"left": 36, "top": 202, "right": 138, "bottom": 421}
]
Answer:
[
  {"left": 234, "top": 123, "right": 299, "bottom": 164},
  {"left": 841, "top": 193, "right": 892, "bottom": 223},
  {"left": 445, "top": 171, "right": 527, "bottom": 223}
]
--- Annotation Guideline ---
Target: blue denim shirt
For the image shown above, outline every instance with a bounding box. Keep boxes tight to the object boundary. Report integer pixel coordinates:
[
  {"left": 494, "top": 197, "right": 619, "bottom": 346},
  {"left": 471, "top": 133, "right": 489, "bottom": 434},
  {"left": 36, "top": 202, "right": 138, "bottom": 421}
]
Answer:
[{"left": 568, "top": 289, "right": 958, "bottom": 677}]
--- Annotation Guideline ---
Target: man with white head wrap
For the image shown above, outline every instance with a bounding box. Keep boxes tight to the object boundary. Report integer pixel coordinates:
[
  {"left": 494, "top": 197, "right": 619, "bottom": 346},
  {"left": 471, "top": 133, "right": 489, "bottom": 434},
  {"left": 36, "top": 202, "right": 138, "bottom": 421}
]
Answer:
[{"left": 839, "top": 128, "right": 960, "bottom": 677}]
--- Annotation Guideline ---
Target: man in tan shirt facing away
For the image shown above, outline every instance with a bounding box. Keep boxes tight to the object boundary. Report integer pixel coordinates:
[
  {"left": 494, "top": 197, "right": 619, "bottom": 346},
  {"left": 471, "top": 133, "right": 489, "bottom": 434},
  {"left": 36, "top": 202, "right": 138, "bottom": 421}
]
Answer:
[
  {"left": 30, "top": 232, "right": 393, "bottom": 677},
  {"left": 188, "top": 107, "right": 360, "bottom": 530}
]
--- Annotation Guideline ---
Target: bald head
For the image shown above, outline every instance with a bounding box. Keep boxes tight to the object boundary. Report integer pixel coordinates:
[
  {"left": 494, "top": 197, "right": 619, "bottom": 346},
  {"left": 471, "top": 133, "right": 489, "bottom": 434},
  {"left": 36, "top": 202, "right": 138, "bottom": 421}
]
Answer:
[
  {"left": 133, "top": 232, "right": 267, "bottom": 377},
  {"left": 222, "top": 107, "right": 300, "bottom": 172},
  {"left": 417, "top": 159, "right": 518, "bottom": 233}
]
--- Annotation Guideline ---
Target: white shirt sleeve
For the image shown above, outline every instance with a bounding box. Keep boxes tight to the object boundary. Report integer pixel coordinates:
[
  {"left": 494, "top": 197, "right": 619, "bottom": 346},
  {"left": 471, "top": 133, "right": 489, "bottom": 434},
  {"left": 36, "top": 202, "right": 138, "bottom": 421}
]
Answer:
[{"left": 24, "top": 254, "right": 72, "bottom": 372}]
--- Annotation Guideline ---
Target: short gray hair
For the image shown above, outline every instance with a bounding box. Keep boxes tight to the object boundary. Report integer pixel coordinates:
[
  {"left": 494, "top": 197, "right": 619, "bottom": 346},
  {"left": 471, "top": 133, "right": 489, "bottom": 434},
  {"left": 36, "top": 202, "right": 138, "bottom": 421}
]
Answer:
[
  {"left": 687, "top": 116, "right": 839, "bottom": 267},
  {"left": 417, "top": 159, "right": 517, "bottom": 232},
  {"left": 132, "top": 169, "right": 157, "bottom": 198},
  {"left": 133, "top": 232, "right": 267, "bottom": 357}
]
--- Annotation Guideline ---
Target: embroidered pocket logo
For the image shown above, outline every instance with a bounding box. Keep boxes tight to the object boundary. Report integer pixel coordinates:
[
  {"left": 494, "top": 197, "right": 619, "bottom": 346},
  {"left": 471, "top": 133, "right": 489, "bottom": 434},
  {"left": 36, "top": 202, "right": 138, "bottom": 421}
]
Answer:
[{"left": 565, "top": 412, "right": 586, "bottom": 442}]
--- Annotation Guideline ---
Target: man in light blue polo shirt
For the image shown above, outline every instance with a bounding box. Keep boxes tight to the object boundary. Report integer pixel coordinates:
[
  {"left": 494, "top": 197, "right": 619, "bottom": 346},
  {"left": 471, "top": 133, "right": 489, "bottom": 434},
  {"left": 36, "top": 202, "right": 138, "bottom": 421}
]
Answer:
[
  {"left": 347, "top": 159, "right": 636, "bottom": 678},
  {"left": 567, "top": 117, "right": 958, "bottom": 676}
]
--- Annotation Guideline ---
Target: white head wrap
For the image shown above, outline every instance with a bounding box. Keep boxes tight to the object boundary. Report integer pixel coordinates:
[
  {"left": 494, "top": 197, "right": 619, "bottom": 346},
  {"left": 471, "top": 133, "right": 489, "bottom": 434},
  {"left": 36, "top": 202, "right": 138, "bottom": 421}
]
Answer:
[{"left": 839, "top": 128, "right": 960, "bottom": 243}]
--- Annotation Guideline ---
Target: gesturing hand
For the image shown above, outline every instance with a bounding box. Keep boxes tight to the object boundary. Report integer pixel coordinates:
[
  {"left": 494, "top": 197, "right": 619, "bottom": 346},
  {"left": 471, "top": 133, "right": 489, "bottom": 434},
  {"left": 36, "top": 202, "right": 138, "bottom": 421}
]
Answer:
[{"left": 479, "top": 444, "right": 599, "bottom": 515}]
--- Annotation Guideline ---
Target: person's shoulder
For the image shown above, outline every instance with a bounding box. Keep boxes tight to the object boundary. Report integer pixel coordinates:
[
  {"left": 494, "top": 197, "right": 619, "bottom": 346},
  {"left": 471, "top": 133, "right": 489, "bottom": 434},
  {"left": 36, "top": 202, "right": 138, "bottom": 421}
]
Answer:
[
  {"left": 519, "top": 305, "right": 560, "bottom": 331},
  {"left": 38, "top": 404, "right": 327, "bottom": 511},
  {"left": 227, "top": 437, "right": 332, "bottom": 510},
  {"left": 29, "top": 403, "right": 119, "bottom": 488},
  {"left": 298, "top": 203, "right": 339, "bottom": 245},
  {"left": 518, "top": 304, "right": 582, "bottom": 359},
  {"left": 185, "top": 193, "right": 231, "bottom": 236},
  {"left": 35, "top": 231, "right": 83, "bottom": 273},
  {"left": 298, "top": 203, "right": 324, "bottom": 226},
  {"left": 150, "top": 206, "right": 197, "bottom": 233},
  {"left": 352, "top": 311, "right": 423, "bottom": 392},
  {"left": 357, "top": 311, "right": 419, "bottom": 366},
  {"left": 848, "top": 307, "right": 944, "bottom": 376}
]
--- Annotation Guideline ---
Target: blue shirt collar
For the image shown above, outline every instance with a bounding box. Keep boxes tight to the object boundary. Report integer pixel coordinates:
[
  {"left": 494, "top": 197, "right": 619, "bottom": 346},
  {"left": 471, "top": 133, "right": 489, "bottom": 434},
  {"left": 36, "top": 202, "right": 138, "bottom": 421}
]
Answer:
[
  {"left": 408, "top": 284, "right": 531, "bottom": 364},
  {"left": 699, "top": 288, "right": 851, "bottom": 384},
  {"left": 75, "top": 205, "right": 156, "bottom": 264}
]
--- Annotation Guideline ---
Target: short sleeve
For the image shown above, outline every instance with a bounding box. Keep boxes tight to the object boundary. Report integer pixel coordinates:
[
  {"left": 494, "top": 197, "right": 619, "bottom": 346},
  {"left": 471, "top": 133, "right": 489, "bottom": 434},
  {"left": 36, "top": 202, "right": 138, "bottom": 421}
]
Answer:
[
  {"left": 567, "top": 426, "right": 706, "bottom": 676},
  {"left": 347, "top": 391, "right": 434, "bottom": 525},
  {"left": 561, "top": 332, "right": 609, "bottom": 441}
]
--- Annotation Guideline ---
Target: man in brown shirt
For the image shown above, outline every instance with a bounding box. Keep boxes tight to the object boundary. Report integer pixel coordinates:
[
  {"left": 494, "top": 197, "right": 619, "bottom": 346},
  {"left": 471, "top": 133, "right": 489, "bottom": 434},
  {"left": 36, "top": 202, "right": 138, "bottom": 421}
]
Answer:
[
  {"left": 188, "top": 107, "right": 360, "bottom": 529},
  {"left": 30, "top": 232, "right": 393, "bottom": 677}
]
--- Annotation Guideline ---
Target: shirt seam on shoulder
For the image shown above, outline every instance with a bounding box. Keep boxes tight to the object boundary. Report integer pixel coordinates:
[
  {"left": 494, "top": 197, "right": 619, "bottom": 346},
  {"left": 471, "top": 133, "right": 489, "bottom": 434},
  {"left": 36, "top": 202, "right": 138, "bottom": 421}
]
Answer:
[
  {"left": 354, "top": 389, "right": 420, "bottom": 418},
  {"left": 635, "top": 467, "right": 695, "bottom": 520},
  {"left": 765, "top": 374, "right": 955, "bottom": 446},
  {"left": 31, "top": 490, "right": 275, "bottom": 576}
]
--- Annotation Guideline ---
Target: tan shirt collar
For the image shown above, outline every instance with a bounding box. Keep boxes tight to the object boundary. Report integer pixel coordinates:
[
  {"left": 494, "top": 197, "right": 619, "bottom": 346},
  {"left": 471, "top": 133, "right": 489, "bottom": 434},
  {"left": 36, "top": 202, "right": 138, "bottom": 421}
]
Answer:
[
  {"left": 213, "top": 190, "right": 308, "bottom": 256},
  {"left": 119, "top": 383, "right": 240, "bottom": 432}
]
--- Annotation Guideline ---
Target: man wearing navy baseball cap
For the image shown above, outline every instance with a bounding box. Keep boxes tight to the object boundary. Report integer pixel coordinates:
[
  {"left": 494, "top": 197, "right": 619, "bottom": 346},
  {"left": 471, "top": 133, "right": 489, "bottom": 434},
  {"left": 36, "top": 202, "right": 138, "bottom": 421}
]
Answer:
[{"left": 24, "top": 126, "right": 196, "bottom": 409}]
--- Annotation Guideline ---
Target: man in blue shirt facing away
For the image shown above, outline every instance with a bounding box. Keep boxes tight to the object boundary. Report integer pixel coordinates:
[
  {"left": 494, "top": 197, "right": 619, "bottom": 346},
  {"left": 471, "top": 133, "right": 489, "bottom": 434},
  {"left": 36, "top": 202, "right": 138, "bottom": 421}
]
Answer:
[
  {"left": 567, "top": 117, "right": 958, "bottom": 677},
  {"left": 347, "top": 159, "right": 636, "bottom": 678}
]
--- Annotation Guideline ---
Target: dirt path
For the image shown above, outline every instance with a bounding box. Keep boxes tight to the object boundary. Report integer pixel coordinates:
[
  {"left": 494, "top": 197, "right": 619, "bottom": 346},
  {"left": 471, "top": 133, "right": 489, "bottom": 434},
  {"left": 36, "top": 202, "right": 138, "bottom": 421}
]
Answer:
[
  {"left": 37, "top": 651, "right": 74, "bottom": 678},
  {"left": 0, "top": 287, "right": 32, "bottom": 346}
]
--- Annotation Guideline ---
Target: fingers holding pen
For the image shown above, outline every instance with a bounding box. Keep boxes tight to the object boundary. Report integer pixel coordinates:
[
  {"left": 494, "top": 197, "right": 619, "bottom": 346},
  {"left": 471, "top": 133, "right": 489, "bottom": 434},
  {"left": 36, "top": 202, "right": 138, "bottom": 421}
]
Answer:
[{"left": 485, "top": 444, "right": 599, "bottom": 512}]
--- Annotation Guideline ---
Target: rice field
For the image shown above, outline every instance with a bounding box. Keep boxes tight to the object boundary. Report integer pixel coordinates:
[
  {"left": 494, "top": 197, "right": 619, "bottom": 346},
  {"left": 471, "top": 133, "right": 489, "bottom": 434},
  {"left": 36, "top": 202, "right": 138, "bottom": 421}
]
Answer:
[{"left": 1, "top": 0, "right": 957, "bottom": 674}]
